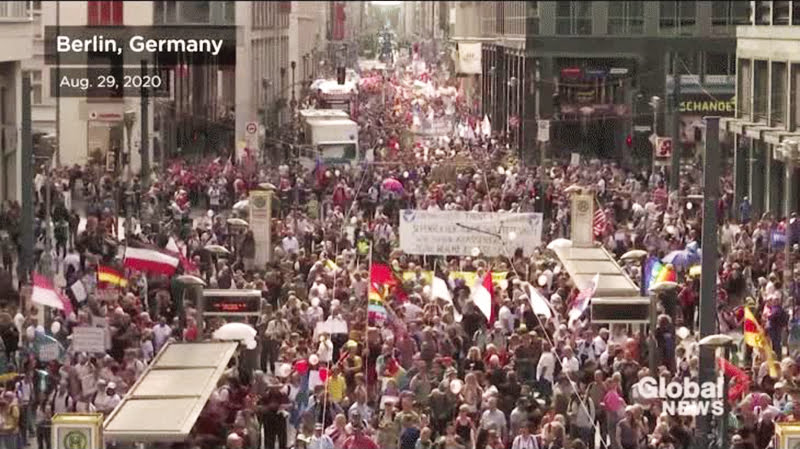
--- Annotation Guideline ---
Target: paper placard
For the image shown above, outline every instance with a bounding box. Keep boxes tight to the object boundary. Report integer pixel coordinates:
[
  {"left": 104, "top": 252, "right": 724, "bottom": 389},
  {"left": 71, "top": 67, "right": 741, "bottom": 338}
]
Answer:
[
  {"left": 38, "top": 343, "right": 60, "bottom": 362},
  {"left": 314, "top": 318, "right": 349, "bottom": 339},
  {"left": 70, "top": 281, "right": 88, "bottom": 303},
  {"left": 72, "top": 327, "right": 107, "bottom": 354}
]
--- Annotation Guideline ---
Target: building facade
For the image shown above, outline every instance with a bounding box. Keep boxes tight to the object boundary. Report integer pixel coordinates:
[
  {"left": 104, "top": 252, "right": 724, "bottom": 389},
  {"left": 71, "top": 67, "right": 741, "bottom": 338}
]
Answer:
[
  {"left": 235, "top": 1, "right": 328, "bottom": 160},
  {"left": 454, "top": 1, "right": 740, "bottom": 164},
  {"left": 527, "top": 1, "right": 740, "bottom": 163},
  {"left": 0, "top": 0, "right": 33, "bottom": 203},
  {"left": 721, "top": 2, "right": 800, "bottom": 220}
]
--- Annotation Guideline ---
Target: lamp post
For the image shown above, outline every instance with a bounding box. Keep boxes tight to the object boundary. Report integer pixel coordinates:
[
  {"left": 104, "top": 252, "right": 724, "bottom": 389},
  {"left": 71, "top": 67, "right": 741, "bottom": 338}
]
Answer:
[
  {"left": 649, "top": 96, "right": 661, "bottom": 175},
  {"left": 698, "top": 334, "right": 736, "bottom": 449},
  {"left": 123, "top": 109, "right": 137, "bottom": 238}
]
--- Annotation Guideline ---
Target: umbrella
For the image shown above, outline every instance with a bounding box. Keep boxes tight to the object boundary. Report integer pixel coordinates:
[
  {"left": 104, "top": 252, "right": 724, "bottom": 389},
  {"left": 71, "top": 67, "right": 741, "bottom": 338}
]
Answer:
[
  {"left": 232, "top": 199, "right": 249, "bottom": 210},
  {"left": 175, "top": 275, "right": 206, "bottom": 287},
  {"left": 227, "top": 218, "right": 249, "bottom": 227},
  {"left": 698, "top": 334, "right": 735, "bottom": 347},
  {"left": 382, "top": 178, "right": 404, "bottom": 193},
  {"left": 662, "top": 250, "right": 700, "bottom": 269},
  {"left": 204, "top": 244, "right": 231, "bottom": 255},
  {"left": 689, "top": 265, "right": 702, "bottom": 277},
  {"left": 650, "top": 281, "right": 679, "bottom": 292},
  {"left": 213, "top": 322, "right": 257, "bottom": 341},
  {"left": 620, "top": 250, "right": 648, "bottom": 261},
  {"left": 547, "top": 238, "right": 572, "bottom": 251}
]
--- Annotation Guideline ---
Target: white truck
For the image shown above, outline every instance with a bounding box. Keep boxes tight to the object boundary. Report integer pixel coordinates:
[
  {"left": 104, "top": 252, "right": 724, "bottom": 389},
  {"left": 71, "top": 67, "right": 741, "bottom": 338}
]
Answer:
[{"left": 301, "top": 118, "right": 362, "bottom": 167}]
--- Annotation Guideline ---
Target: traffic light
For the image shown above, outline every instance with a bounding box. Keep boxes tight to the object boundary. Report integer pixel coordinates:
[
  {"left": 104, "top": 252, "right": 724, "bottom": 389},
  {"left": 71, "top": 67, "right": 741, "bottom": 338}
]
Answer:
[
  {"left": 626, "top": 134, "right": 633, "bottom": 148},
  {"left": 336, "top": 67, "right": 346, "bottom": 85}
]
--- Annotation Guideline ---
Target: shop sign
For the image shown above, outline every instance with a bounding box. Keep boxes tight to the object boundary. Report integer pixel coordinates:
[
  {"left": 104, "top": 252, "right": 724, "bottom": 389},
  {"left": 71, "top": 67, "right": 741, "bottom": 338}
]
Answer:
[
  {"left": 585, "top": 68, "right": 607, "bottom": 78},
  {"left": 640, "top": 376, "right": 725, "bottom": 416},
  {"left": 560, "top": 67, "right": 581, "bottom": 78},
  {"left": 88, "top": 111, "right": 122, "bottom": 122},
  {"left": 609, "top": 67, "right": 629, "bottom": 75},
  {"left": 679, "top": 94, "right": 736, "bottom": 116}
]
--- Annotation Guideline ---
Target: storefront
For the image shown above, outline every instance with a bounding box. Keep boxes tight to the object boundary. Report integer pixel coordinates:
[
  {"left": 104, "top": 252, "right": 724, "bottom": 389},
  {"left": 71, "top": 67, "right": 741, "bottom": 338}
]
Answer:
[{"left": 86, "top": 111, "right": 124, "bottom": 168}]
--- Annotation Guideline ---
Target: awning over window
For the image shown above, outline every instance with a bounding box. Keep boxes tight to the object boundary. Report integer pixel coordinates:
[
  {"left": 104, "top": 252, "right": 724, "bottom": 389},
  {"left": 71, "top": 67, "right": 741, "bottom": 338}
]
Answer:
[{"left": 103, "top": 341, "right": 238, "bottom": 443}]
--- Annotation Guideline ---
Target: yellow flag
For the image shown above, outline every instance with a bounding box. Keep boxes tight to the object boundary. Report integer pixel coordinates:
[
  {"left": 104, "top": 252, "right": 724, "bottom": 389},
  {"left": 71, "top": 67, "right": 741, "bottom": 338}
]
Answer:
[{"left": 743, "top": 307, "right": 779, "bottom": 377}]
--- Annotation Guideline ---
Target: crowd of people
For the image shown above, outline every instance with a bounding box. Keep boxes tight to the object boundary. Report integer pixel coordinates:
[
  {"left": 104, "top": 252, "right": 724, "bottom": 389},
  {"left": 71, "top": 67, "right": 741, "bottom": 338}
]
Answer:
[{"left": 0, "top": 49, "right": 797, "bottom": 449}]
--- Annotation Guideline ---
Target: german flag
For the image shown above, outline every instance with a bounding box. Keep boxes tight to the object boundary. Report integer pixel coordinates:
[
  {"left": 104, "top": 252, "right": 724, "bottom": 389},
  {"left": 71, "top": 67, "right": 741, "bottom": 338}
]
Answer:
[{"left": 97, "top": 265, "right": 128, "bottom": 288}]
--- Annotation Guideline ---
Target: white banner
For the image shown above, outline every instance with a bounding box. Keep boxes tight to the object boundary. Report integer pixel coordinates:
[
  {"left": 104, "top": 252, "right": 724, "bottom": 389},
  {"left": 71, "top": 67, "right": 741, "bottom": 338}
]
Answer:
[
  {"left": 399, "top": 210, "right": 543, "bottom": 257},
  {"left": 457, "top": 43, "right": 482, "bottom": 75},
  {"left": 72, "top": 327, "right": 107, "bottom": 354}
]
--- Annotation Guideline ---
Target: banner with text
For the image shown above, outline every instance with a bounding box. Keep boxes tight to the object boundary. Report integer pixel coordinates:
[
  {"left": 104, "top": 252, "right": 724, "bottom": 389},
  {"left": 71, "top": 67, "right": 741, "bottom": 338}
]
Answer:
[{"left": 399, "top": 210, "right": 543, "bottom": 257}]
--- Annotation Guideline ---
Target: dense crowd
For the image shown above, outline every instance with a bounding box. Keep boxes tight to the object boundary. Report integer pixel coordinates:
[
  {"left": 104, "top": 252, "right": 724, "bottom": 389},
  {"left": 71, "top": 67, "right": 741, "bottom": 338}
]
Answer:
[{"left": 0, "top": 51, "right": 798, "bottom": 449}]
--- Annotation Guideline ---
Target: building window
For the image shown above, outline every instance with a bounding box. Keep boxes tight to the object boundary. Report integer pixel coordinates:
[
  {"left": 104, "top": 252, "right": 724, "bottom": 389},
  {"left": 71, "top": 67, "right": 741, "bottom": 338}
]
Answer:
[
  {"left": 155, "top": 1, "right": 212, "bottom": 24},
  {"left": 773, "top": 1, "right": 790, "bottom": 24},
  {"left": 480, "top": 2, "right": 496, "bottom": 36},
  {"left": 556, "top": 1, "right": 591, "bottom": 35},
  {"left": 87, "top": 1, "right": 123, "bottom": 26},
  {"left": 754, "top": 1, "right": 771, "bottom": 24},
  {"left": 772, "top": 62, "right": 787, "bottom": 126},
  {"left": 753, "top": 60, "right": 768, "bottom": 121},
  {"left": 711, "top": 1, "right": 751, "bottom": 27},
  {"left": 0, "top": 1, "right": 28, "bottom": 18},
  {"left": 608, "top": 1, "right": 644, "bottom": 35},
  {"left": 705, "top": 52, "right": 736, "bottom": 76},
  {"left": 794, "top": 1, "right": 800, "bottom": 25},
  {"left": 660, "top": 1, "right": 696, "bottom": 35},
  {"left": 505, "top": 1, "right": 527, "bottom": 37}
]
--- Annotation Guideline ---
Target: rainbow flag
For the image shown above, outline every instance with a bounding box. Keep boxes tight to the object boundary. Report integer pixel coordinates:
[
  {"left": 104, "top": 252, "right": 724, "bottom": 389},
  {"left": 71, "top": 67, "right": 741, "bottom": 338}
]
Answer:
[{"left": 649, "top": 261, "right": 676, "bottom": 286}]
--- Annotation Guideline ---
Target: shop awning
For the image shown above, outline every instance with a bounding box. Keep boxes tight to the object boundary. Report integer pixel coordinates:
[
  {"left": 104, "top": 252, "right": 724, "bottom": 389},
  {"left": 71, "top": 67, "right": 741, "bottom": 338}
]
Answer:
[{"left": 103, "top": 341, "right": 238, "bottom": 443}]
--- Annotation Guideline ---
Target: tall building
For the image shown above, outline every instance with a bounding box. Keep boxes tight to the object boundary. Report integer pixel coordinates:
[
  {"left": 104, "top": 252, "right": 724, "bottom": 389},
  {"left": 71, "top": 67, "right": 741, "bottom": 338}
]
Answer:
[
  {"left": 0, "top": 0, "right": 33, "bottom": 203},
  {"left": 721, "top": 1, "right": 800, "bottom": 220},
  {"left": 234, "top": 1, "right": 328, "bottom": 159},
  {"left": 38, "top": 1, "right": 157, "bottom": 175},
  {"left": 454, "top": 1, "right": 741, "bottom": 164}
]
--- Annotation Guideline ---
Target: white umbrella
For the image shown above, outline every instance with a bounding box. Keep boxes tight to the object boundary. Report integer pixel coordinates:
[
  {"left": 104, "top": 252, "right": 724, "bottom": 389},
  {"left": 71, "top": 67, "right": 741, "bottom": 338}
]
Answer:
[
  {"left": 175, "top": 275, "right": 206, "bottom": 287},
  {"left": 232, "top": 199, "right": 249, "bottom": 210},
  {"left": 547, "top": 238, "right": 572, "bottom": 251},
  {"left": 213, "top": 322, "right": 257, "bottom": 341},
  {"left": 563, "top": 185, "right": 583, "bottom": 193},
  {"left": 204, "top": 244, "right": 231, "bottom": 255},
  {"left": 620, "top": 250, "right": 648, "bottom": 261},
  {"left": 649, "top": 281, "right": 679, "bottom": 292},
  {"left": 698, "top": 334, "right": 735, "bottom": 347},
  {"left": 227, "top": 218, "right": 249, "bottom": 227}
]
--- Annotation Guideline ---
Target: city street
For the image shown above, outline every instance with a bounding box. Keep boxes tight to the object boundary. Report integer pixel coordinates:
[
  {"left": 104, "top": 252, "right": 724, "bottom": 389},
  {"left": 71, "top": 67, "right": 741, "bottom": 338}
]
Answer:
[{"left": 0, "top": 2, "right": 798, "bottom": 449}]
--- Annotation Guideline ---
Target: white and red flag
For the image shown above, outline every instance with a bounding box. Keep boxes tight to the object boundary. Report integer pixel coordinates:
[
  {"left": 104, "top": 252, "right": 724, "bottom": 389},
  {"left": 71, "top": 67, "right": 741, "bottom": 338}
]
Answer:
[
  {"left": 123, "top": 246, "right": 179, "bottom": 276},
  {"left": 471, "top": 271, "right": 495, "bottom": 324},
  {"left": 166, "top": 237, "right": 198, "bottom": 273},
  {"left": 568, "top": 273, "right": 600, "bottom": 326},
  {"left": 32, "top": 273, "right": 72, "bottom": 316}
]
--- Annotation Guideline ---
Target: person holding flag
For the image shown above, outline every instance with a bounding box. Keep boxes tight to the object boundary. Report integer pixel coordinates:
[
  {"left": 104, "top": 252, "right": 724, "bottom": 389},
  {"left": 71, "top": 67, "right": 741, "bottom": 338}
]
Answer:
[{"left": 743, "top": 306, "right": 780, "bottom": 378}]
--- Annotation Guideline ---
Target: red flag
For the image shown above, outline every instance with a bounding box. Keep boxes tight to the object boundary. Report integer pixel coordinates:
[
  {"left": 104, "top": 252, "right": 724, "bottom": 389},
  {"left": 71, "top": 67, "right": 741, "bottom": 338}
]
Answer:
[{"left": 717, "top": 357, "right": 751, "bottom": 402}]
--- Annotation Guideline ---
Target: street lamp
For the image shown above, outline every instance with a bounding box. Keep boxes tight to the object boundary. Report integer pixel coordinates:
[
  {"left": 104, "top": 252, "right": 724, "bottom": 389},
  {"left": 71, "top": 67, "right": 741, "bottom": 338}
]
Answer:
[
  {"left": 698, "top": 334, "right": 737, "bottom": 449},
  {"left": 122, "top": 109, "right": 137, "bottom": 238}
]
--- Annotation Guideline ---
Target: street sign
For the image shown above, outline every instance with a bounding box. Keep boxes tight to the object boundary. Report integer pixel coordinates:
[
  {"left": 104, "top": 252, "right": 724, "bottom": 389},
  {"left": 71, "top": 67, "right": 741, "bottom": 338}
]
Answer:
[
  {"left": 245, "top": 121, "right": 259, "bottom": 150},
  {"left": 537, "top": 120, "right": 550, "bottom": 142},
  {"left": 655, "top": 137, "right": 673, "bottom": 158}
]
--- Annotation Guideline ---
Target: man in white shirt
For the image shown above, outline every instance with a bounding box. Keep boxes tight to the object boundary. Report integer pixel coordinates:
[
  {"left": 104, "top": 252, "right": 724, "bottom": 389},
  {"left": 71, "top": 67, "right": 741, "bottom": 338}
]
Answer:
[
  {"left": 498, "top": 298, "right": 516, "bottom": 334},
  {"left": 309, "top": 423, "right": 335, "bottom": 449},
  {"left": 94, "top": 383, "right": 121, "bottom": 415},
  {"left": 281, "top": 231, "right": 300, "bottom": 255},
  {"left": 152, "top": 315, "right": 172, "bottom": 353},
  {"left": 536, "top": 342, "right": 556, "bottom": 393},
  {"left": 480, "top": 397, "right": 508, "bottom": 441},
  {"left": 561, "top": 346, "right": 580, "bottom": 377}
]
